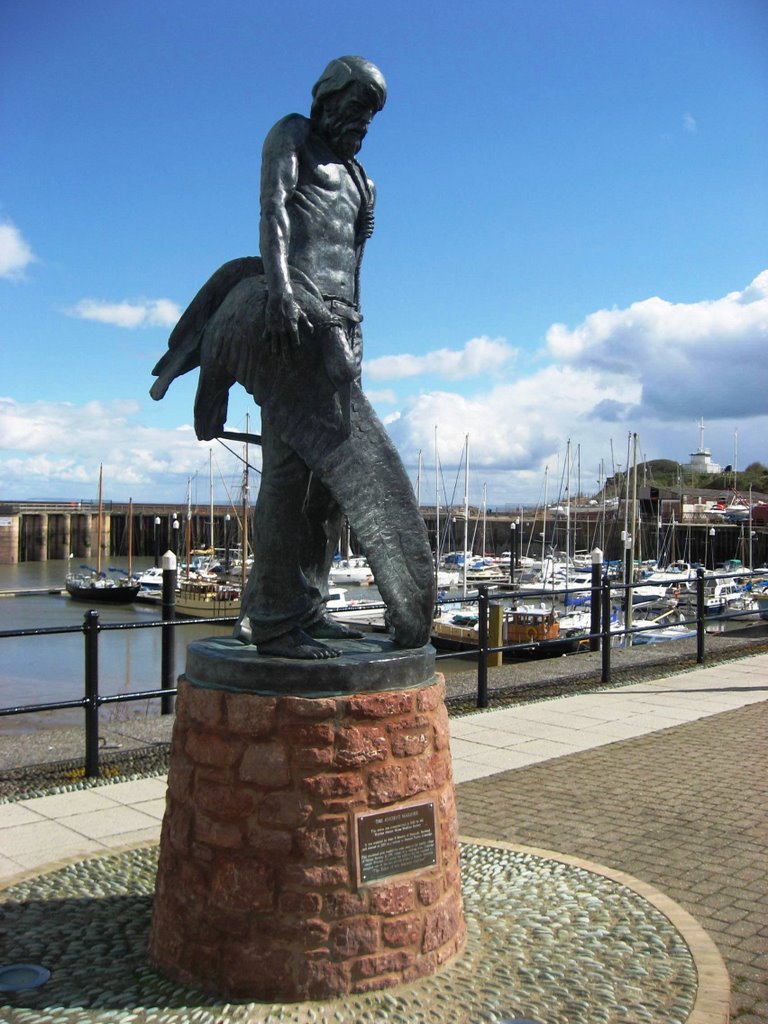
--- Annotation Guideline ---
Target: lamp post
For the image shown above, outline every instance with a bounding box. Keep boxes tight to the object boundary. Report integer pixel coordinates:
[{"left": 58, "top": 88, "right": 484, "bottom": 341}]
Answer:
[
  {"left": 621, "top": 529, "right": 633, "bottom": 610},
  {"left": 153, "top": 516, "right": 161, "bottom": 567},
  {"left": 509, "top": 521, "right": 516, "bottom": 584},
  {"left": 708, "top": 527, "right": 715, "bottom": 570},
  {"left": 225, "top": 513, "right": 231, "bottom": 573},
  {"left": 590, "top": 547, "right": 603, "bottom": 652},
  {"left": 172, "top": 516, "right": 180, "bottom": 556}
]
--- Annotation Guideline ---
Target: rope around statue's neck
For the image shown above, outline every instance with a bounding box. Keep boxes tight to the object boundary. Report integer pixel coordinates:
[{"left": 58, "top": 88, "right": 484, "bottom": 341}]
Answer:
[{"left": 343, "top": 157, "right": 373, "bottom": 307}]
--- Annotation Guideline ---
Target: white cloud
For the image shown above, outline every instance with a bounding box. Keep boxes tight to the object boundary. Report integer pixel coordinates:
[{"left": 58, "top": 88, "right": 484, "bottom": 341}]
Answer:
[
  {"left": 3, "top": 272, "right": 767, "bottom": 506},
  {"left": 545, "top": 270, "right": 768, "bottom": 419},
  {"left": 364, "top": 388, "right": 398, "bottom": 404},
  {"left": 375, "top": 274, "right": 768, "bottom": 503},
  {"left": 65, "top": 297, "right": 181, "bottom": 329},
  {"left": 0, "top": 220, "right": 35, "bottom": 279},
  {"left": 387, "top": 366, "right": 642, "bottom": 476},
  {"left": 365, "top": 335, "right": 515, "bottom": 382},
  {"left": 0, "top": 397, "right": 250, "bottom": 502},
  {"left": 683, "top": 112, "right": 697, "bottom": 134}
]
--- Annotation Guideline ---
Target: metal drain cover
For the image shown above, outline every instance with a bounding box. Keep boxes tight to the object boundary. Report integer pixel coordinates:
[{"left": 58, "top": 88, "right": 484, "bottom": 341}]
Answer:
[{"left": 0, "top": 963, "right": 51, "bottom": 991}]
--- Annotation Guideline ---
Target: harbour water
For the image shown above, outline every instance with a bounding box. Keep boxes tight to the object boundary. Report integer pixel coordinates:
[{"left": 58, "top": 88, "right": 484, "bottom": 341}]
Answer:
[
  {"left": 0, "top": 559, "right": 385, "bottom": 736},
  {"left": 0, "top": 558, "right": 216, "bottom": 734},
  {"left": 0, "top": 560, "right": 758, "bottom": 736}
]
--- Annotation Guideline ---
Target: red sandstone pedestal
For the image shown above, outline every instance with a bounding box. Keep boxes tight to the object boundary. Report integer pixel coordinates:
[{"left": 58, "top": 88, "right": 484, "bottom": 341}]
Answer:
[{"left": 149, "top": 637, "right": 465, "bottom": 1001}]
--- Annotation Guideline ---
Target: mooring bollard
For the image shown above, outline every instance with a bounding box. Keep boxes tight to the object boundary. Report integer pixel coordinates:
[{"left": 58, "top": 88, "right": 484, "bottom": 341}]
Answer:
[{"left": 488, "top": 601, "right": 504, "bottom": 669}]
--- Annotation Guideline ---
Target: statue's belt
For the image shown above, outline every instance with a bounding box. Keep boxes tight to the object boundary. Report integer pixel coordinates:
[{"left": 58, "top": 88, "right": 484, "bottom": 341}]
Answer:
[{"left": 322, "top": 294, "right": 363, "bottom": 325}]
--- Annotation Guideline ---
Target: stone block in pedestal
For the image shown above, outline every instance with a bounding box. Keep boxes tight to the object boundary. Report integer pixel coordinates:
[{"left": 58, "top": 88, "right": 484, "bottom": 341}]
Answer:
[{"left": 149, "top": 636, "right": 465, "bottom": 1001}]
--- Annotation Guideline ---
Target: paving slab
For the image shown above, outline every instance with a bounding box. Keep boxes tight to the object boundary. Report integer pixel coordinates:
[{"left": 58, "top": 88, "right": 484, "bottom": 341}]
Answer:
[
  {"left": 455, "top": 698, "right": 768, "bottom": 1024},
  {"left": 59, "top": 805, "right": 161, "bottom": 840},
  {"left": 0, "top": 802, "right": 46, "bottom": 828},
  {"left": 103, "top": 776, "right": 169, "bottom": 804},
  {"left": 19, "top": 788, "right": 119, "bottom": 818}
]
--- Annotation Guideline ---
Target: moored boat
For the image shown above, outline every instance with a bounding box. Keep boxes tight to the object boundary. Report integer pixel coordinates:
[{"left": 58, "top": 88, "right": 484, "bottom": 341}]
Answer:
[
  {"left": 133, "top": 565, "right": 166, "bottom": 602},
  {"left": 631, "top": 622, "right": 697, "bottom": 644},
  {"left": 431, "top": 602, "right": 587, "bottom": 658},
  {"left": 326, "top": 586, "right": 387, "bottom": 630},
  {"left": 65, "top": 468, "right": 140, "bottom": 604},
  {"left": 173, "top": 579, "right": 241, "bottom": 619},
  {"left": 65, "top": 569, "right": 140, "bottom": 604},
  {"left": 502, "top": 605, "right": 588, "bottom": 657},
  {"left": 329, "top": 556, "right": 375, "bottom": 586},
  {"left": 678, "top": 578, "right": 754, "bottom": 617}
]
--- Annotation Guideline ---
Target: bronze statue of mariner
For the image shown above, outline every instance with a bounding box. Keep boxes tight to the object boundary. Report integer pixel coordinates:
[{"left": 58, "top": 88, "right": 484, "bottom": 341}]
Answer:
[{"left": 150, "top": 56, "right": 435, "bottom": 659}]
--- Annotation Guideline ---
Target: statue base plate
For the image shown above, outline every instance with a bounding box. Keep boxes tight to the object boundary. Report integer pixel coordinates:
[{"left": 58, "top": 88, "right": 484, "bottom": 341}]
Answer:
[{"left": 184, "top": 634, "right": 436, "bottom": 696}]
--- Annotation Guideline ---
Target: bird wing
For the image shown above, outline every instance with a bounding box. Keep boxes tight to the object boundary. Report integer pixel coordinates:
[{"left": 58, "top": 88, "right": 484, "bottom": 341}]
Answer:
[{"left": 149, "top": 256, "right": 264, "bottom": 400}]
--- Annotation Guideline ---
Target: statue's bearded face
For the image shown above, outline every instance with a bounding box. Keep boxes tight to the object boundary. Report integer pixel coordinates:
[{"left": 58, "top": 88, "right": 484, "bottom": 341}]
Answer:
[{"left": 317, "top": 82, "right": 378, "bottom": 158}]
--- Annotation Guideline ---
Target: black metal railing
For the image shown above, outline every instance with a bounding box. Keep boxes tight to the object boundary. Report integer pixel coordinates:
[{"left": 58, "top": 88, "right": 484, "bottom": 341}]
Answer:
[{"left": 0, "top": 565, "right": 762, "bottom": 777}]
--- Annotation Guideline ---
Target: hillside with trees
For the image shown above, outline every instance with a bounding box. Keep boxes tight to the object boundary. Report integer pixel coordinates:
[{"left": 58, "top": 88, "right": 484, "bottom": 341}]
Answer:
[{"left": 602, "top": 460, "right": 768, "bottom": 501}]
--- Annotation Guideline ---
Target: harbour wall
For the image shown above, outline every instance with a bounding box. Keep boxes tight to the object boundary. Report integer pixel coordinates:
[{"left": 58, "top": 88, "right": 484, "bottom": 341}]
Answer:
[
  {"left": 1, "top": 501, "right": 766, "bottom": 569},
  {"left": 0, "top": 503, "right": 219, "bottom": 565}
]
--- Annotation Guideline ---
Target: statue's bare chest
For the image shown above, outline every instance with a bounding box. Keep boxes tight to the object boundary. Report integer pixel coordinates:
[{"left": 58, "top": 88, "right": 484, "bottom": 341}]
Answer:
[{"left": 293, "top": 141, "right": 361, "bottom": 224}]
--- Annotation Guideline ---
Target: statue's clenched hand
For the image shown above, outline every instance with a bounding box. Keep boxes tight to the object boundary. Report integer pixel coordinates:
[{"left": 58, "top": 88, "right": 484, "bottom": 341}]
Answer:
[{"left": 264, "top": 287, "right": 313, "bottom": 357}]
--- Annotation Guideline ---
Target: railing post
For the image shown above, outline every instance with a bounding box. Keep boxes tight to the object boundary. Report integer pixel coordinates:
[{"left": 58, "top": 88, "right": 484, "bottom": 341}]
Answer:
[
  {"left": 477, "top": 584, "right": 489, "bottom": 708},
  {"left": 696, "top": 566, "right": 706, "bottom": 664},
  {"left": 161, "top": 550, "right": 177, "bottom": 715},
  {"left": 601, "top": 575, "right": 612, "bottom": 684},
  {"left": 590, "top": 547, "right": 603, "bottom": 653},
  {"left": 83, "top": 609, "right": 100, "bottom": 778}
]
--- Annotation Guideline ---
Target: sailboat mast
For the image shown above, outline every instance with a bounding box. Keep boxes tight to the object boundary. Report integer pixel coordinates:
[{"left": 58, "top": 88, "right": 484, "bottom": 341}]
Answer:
[
  {"left": 601, "top": 458, "right": 607, "bottom": 552},
  {"left": 462, "top": 434, "right": 469, "bottom": 599},
  {"left": 626, "top": 432, "right": 639, "bottom": 642},
  {"left": 482, "top": 482, "right": 487, "bottom": 558},
  {"left": 242, "top": 413, "right": 250, "bottom": 591},
  {"left": 565, "top": 440, "right": 571, "bottom": 591},
  {"left": 734, "top": 428, "right": 739, "bottom": 490},
  {"left": 209, "top": 449, "right": 214, "bottom": 555},
  {"left": 96, "top": 464, "right": 103, "bottom": 575},
  {"left": 185, "top": 475, "right": 192, "bottom": 581},
  {"left": 542, "top": 465, "right": 549, "bottom": 567},
  {"left": 434, "top": 426, "right": 440, "bottom": 596},
  {"left": 127, "top": 497, "right": 133, "bottom": 578}
]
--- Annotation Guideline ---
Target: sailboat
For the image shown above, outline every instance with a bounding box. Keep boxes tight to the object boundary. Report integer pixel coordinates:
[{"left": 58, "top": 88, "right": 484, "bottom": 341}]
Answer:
[
  {"left": 174, "top": 447, "right": 245, "bottom": 619},
  {"left": 65, "top": 468, "right": 140, "bottom": 603}
]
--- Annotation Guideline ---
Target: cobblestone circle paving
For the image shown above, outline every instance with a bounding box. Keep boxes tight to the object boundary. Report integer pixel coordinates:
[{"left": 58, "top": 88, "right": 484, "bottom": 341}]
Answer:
[{"left": 0, "top": 841, "right": 701, "bottom": 1024}]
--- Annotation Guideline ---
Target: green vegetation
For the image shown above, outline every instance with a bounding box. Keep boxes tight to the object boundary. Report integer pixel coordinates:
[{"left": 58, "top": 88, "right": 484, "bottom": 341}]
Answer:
[{"left": 603, "top": 460, "right": 768, "bottom": 498}]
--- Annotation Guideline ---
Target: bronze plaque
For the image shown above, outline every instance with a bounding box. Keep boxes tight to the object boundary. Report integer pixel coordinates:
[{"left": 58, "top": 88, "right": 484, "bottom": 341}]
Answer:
[{"left": 356, "top": 801, "right": 437, "bottom": 884}]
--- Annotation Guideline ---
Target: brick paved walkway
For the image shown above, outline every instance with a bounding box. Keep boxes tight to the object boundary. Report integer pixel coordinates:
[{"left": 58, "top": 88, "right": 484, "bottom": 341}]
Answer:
[{"left": 455, "top": 700, "right": 768, "bottom": 1023}]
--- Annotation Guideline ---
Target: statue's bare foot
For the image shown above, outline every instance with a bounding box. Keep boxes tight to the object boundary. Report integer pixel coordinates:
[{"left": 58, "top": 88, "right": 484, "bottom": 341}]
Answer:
[
  {"left": 257, "top": 627, "right": 341, "bottom": 659},
  {"left": 307, "top": 615, "right": 365, "bottom": 641}
]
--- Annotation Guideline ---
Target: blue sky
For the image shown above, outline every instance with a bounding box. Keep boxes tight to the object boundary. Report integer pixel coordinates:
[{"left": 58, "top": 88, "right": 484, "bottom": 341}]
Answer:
[{"left": 1, "top": 0, "right": 767, "bottom": 509}]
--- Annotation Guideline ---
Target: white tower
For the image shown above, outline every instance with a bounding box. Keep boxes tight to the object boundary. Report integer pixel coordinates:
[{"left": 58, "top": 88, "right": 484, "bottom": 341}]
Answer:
[{"left": 683, "top": 418, "right": 722, "bottom": 475}]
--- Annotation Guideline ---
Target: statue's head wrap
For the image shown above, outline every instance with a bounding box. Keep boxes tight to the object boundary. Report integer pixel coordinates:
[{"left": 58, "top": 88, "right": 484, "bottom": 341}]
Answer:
[{"left": 311, "top": 56, "right": 387, "bottom": 118}]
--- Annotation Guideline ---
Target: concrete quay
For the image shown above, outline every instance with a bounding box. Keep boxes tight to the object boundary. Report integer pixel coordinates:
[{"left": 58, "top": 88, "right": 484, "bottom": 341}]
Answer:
[{"left": 0, "top": 641, "right": 766, "bottom": 1020}]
